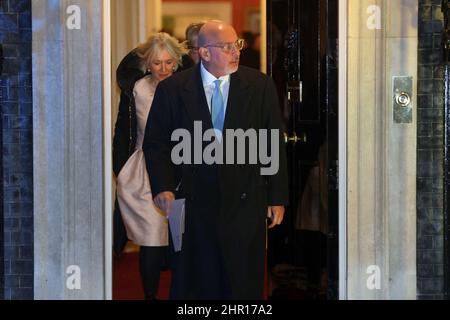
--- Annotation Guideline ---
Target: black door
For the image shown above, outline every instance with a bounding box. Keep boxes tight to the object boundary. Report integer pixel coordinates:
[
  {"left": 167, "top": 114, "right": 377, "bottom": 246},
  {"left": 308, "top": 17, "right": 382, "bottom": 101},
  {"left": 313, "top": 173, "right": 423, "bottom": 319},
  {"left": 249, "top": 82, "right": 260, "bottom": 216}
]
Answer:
[{"left": 267, "top": 0, "right": 339, "bottom": 300}]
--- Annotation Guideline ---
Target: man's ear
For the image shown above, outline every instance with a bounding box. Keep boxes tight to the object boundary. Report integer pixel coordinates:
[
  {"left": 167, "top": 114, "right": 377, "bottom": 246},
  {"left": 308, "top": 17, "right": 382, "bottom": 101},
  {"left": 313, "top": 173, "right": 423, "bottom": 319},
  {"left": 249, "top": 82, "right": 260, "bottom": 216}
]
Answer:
[{"left": 198, "top": 47, "right": 210, "bottom": 62}]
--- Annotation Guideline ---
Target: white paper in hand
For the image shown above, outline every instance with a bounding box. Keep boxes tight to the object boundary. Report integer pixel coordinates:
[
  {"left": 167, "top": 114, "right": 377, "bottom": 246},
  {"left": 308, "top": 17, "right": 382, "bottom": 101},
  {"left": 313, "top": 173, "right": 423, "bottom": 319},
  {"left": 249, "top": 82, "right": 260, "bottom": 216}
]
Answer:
[{"left": 168, "top": 198, "right": 185, "bottom": 252}]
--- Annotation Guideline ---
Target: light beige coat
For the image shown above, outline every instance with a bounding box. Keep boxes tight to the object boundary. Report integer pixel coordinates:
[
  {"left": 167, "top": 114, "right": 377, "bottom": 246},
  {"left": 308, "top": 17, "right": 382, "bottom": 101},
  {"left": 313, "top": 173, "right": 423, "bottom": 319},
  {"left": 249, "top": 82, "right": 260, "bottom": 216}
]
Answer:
[{"left": 117, "top": 75, "right": 168, "bottom": 246}]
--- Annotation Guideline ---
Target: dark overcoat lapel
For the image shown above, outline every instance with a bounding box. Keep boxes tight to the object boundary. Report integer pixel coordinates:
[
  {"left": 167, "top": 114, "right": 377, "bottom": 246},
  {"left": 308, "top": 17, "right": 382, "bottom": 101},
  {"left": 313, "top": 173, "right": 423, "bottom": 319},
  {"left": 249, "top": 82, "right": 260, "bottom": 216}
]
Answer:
[
  {"left": 224, "top": 70, "right": 251, "bottom": 130},
  {"left": 180, "top": 65, "right": 213, "bottom": 131}
]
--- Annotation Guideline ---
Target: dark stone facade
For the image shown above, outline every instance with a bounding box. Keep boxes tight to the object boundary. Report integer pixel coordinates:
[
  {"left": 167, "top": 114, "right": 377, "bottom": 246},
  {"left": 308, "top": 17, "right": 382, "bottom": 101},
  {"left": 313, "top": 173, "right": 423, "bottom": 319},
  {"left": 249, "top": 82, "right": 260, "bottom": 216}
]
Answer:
[
  {"left": 417, "top": 0, "right": 445, "bottom": 300},
  {"left": 0, "top": 0, "right": 33, "bottom": 300},
  {"left": 0, "top": 40, "right": 4, "bottom": 301}
]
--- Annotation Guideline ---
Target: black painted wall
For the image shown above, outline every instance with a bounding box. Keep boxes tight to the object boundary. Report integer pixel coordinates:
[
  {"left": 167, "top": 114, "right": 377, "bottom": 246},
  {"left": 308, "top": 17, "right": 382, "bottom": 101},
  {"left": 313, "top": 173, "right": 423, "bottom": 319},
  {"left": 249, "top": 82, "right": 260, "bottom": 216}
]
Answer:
[
  {"left": 0, "top": 0, "right": 33, "bottom": 300},
  {"left": 0, "top": 42, "right": 4, "bottom": 301},
  {"left": 417, "top": 0, "right": 445, "bottom": 299}
]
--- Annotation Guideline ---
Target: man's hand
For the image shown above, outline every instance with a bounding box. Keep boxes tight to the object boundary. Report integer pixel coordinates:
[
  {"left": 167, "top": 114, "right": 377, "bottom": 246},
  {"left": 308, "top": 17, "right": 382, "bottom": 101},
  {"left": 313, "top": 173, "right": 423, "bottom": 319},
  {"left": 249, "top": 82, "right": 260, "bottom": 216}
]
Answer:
[
  {"left": 267, "top": 206, "right": 285, "bottom": 229},
  {"left": 154, "top": 191, "right": 175, "bottom": 216}
]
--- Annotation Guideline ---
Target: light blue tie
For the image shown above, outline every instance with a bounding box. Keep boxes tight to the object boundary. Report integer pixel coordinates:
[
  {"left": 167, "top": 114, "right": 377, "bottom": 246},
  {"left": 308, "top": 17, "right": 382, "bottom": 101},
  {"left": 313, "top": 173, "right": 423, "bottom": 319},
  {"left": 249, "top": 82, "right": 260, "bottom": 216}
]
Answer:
[{"left": 211, "top": 79, "right": 225, "bottom": 133}]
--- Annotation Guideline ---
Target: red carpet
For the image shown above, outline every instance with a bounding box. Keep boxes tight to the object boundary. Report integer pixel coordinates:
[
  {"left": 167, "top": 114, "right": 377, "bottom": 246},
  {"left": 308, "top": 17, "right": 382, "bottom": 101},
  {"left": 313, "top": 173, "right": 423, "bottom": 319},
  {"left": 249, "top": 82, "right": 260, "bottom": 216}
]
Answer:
[
  {"left": 113, "top": 251, "right": 269, "bottom": 300},
  {"left": 113, "top": 252, "right": 171, "bottom": 300}
]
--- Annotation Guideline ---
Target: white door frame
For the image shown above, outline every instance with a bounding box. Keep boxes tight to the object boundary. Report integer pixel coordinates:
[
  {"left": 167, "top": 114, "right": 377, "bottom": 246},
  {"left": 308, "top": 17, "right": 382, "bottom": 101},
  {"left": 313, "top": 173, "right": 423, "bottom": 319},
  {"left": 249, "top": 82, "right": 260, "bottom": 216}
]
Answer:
[
  {"left": 102, "top": 0, "right": 113, "bottom": 300},
  {"left": 338, "top": 0, "right": 348, "bottom": 301}
]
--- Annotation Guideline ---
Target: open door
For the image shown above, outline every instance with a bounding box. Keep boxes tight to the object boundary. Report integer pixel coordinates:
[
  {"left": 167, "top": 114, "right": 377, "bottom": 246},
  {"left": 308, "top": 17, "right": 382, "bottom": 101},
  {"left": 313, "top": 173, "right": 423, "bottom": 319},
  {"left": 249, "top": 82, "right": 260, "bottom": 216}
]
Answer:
[{"left": 267, "top": 0, "right": 339, "bottom": 299}]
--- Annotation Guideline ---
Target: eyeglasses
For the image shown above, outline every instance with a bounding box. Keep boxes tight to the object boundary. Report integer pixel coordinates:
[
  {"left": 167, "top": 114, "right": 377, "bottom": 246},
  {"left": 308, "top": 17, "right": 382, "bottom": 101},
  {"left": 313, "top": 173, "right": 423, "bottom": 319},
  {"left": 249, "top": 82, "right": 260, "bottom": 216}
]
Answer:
[{"left": 203, "top": 39, "right": 245, "bottom": 53}]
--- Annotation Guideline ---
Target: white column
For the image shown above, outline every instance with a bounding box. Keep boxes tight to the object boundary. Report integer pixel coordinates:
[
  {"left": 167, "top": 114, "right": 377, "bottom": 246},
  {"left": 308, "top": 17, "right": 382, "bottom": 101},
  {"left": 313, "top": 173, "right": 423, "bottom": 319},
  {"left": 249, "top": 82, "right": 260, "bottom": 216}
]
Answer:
[
  {"left": 346, "top": 0, "right": 417, "bottom": 299},
  {"left": 33, "top": 0, "right": 105, "bottom": 299}
]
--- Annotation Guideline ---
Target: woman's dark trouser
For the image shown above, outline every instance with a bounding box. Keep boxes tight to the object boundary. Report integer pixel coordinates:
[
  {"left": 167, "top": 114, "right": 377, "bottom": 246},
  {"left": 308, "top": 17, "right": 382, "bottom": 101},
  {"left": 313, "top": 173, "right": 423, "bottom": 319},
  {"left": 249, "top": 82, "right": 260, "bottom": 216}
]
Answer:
[{"left": 139, "top": 246, "right": 167, "bottom": 299}]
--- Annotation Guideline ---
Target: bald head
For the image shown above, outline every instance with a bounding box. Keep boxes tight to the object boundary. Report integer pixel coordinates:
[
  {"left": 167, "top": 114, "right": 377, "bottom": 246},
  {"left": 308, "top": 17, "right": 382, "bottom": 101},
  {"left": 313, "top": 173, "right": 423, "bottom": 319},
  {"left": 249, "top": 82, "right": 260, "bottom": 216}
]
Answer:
[
  {"left": 197, "top": 20, "right": 241, "bottom": 78},
  {"left": 198, "top": 20, "right": 237, "bottom": 48}
]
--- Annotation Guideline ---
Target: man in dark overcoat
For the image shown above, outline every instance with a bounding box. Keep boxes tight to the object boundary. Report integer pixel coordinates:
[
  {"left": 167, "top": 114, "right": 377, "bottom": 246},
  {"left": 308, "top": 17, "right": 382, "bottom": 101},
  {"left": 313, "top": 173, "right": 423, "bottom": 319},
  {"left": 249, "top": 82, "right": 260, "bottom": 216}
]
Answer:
[{"left": 143, "top": 20, "right": 288, "bottom": 299}]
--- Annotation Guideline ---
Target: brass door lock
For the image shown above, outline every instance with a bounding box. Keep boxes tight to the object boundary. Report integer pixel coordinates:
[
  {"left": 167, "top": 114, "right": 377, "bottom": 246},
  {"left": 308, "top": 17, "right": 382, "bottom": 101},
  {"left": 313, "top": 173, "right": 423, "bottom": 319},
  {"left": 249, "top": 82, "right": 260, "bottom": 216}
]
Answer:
[{"left": 284, "top": 132, "right": 307, "bottom": 145}]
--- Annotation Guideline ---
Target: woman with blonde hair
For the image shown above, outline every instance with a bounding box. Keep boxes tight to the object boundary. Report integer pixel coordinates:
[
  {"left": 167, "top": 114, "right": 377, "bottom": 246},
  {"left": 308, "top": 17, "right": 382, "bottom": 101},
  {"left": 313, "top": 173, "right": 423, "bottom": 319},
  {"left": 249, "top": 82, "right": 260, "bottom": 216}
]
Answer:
[{"left": 113, "top": 32, "right": 186, "bottom": 300}]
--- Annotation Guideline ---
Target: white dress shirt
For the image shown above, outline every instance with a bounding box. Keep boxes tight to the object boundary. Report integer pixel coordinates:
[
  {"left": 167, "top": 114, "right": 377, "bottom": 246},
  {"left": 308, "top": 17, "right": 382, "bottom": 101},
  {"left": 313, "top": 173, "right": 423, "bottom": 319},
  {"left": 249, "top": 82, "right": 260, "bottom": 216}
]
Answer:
[{"left": 200, "top": 61, "right": 231, "bottom": 116}]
